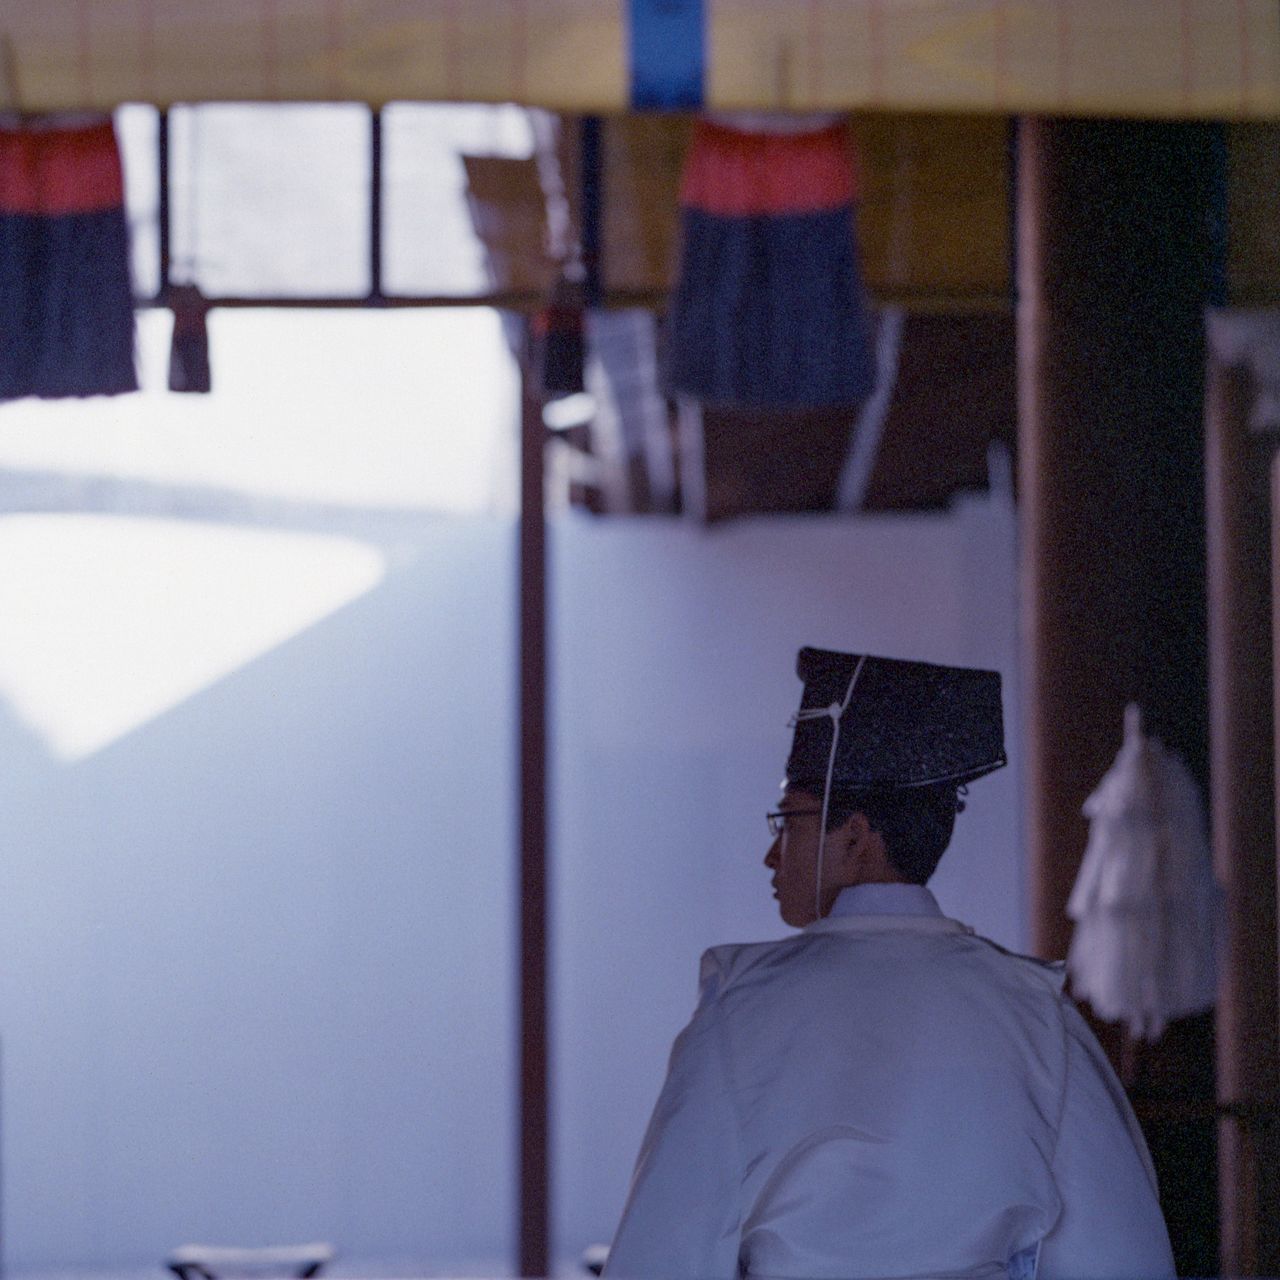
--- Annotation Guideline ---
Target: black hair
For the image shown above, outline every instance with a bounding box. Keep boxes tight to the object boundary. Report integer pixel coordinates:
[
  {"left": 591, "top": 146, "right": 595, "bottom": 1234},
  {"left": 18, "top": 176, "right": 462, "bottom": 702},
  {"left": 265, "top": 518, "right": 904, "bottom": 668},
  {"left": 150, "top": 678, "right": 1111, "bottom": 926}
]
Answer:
[{"left": 819, "top": 782, "right": 964, "bottom": 885}]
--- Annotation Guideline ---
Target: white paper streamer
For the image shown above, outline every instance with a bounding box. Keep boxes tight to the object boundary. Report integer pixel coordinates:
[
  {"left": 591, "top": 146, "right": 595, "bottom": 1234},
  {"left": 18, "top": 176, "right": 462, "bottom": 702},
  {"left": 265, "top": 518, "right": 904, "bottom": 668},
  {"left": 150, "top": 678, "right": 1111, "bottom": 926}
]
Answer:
[{"left": 1066, "top": 704, "right": 1220, "bottom": 1040}]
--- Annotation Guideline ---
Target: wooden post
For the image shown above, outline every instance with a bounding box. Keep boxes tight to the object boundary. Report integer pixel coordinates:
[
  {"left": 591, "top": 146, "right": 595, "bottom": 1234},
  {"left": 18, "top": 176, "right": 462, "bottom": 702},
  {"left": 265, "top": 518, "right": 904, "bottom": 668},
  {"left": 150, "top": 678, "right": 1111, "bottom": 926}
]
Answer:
[
  {"left": 1275, "top": 448, "right": 1280, "bottom": 1054},
  {"left": 1275, "top": 448, "right": 1280, "bottom": 1101},
  {"left": 519, "top": 320, "right": 550, "bottom": 1277},
  {"left": 1205, "top": 310, "right": 1280, "bottom": 1277},
  {"left": 1017, "top": 117, "right": 1215, "bottom": 959},
  {"left": 1016, "top": 117, "right": 1220, "bottom": 1274}
]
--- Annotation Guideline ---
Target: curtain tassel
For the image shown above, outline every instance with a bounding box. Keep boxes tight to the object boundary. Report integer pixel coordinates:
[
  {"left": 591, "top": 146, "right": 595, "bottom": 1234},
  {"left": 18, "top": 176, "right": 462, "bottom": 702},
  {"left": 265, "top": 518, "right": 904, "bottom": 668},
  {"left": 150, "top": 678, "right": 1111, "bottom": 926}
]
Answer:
[{"left": 167, "top": 284, "right": 212, "bottom": 394}]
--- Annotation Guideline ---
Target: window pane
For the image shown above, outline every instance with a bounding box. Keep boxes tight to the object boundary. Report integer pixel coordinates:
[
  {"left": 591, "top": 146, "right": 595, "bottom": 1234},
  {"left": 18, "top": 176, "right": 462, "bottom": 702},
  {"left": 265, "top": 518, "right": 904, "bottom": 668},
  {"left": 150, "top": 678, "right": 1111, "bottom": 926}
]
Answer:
[
  {"left": 383, "top": 102, "right": 538, "bottom": 297},
  {"left": 169, "top": 104, "right": 371, "bottom": 297},
  {"left": 117, "top": 104, "right": 160, "bottom": 299},
  {"left": 0, "top": 309, "right": 517, "bottom": 515}
]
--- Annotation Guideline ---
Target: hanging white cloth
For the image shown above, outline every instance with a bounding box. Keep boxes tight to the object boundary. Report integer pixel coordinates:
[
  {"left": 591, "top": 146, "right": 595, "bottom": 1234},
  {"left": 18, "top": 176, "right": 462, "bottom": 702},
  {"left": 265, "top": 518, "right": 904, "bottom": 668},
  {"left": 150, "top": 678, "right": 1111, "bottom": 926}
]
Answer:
[{"left": 1066, "top": 704, "right": 1220, "bottom": 1040}]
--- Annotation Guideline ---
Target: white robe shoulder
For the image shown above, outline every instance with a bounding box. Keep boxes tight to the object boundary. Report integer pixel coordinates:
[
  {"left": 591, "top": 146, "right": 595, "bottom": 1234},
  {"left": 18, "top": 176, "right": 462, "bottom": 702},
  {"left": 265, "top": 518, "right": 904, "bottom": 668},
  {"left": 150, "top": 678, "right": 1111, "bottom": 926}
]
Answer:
[{"left": 607, "top": 914, "right": 1173, "bottom": 1280}]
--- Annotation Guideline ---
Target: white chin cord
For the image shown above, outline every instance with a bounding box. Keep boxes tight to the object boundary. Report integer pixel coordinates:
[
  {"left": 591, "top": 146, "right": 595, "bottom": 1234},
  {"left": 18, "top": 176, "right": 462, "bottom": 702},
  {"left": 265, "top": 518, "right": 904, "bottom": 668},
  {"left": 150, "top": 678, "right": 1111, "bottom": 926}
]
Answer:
[{"left": 790, "top": 656, "right": 867, "bottom": 920}]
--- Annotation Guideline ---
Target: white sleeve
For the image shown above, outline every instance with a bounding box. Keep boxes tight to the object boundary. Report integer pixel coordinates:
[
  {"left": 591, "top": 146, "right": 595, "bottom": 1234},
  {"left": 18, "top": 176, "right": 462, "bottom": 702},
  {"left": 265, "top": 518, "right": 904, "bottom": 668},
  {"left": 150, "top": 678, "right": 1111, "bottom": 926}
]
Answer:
[
  {"left": 1038, "top": 1004, "right": 1176, "bottom": 1280},
  {"left": 603, "top": 995, "right": 743, "bottom": 1280}
]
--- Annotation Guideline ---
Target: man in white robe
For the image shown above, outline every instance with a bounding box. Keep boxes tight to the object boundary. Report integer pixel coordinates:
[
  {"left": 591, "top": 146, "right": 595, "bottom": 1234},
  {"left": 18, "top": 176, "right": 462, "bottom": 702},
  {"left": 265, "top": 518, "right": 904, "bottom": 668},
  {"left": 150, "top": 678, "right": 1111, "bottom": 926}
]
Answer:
[{"left": 604, "top": 649, "right": 1174, "bottom": 1280}]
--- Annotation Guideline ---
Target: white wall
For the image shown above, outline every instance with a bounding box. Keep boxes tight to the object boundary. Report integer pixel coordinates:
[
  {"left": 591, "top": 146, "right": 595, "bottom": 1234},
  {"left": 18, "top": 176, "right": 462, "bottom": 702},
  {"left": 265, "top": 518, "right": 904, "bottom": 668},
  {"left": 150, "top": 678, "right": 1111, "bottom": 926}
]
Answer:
[
  {"left": 0, "top": 518, "right": 518, "bottom": 1273},
  {"left": 0, "top": 498, "right": 1020, "bottom": 1275}
]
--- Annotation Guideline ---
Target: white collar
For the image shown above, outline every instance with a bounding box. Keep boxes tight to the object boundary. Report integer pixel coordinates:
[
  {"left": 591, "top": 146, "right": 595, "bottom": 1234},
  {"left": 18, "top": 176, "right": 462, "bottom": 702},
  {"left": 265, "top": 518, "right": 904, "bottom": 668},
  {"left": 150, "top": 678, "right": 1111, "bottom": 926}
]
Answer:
[
  {"left": 829, "top": 883, "right": 944, "bottom": 918},
  {"left": 802, "top": 885, "right": 974, "bottom": 938},
  {"left": 803, "top": 912, "right": 974, "bottom": 938}
]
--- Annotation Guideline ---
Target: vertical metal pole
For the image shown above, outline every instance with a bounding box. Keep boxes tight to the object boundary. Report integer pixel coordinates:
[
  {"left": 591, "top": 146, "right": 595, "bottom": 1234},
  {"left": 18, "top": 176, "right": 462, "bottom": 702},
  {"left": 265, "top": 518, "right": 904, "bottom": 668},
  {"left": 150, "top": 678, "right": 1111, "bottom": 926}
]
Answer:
[
  {"left": 369, "top": 107, "right": 383, "bottom": 302},
  {"left": 157, "top": 108, "right": 170, "bottom": 297},
  {"left": 518, "top": 319, "right": 549, "bottom": 1277}
]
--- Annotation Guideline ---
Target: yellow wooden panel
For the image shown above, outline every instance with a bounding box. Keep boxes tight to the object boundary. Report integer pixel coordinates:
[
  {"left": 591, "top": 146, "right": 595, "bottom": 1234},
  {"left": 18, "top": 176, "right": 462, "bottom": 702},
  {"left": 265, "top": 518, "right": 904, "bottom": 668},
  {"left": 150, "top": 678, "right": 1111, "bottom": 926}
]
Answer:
[
  {"left": 602, "top": 115, "right": 692, "bottom": 294},
  {"left": 0, "top": 0, "right": 1276, "bottom": 118},
  {"left": 854, "top": 113, "right": 1009, "bottom": 299},
  {"left": 705, "top": 0, "right": 1280, "bottom": 119},
  {"left": 0, "top": 0, "right": 629, "bottom": 111}
]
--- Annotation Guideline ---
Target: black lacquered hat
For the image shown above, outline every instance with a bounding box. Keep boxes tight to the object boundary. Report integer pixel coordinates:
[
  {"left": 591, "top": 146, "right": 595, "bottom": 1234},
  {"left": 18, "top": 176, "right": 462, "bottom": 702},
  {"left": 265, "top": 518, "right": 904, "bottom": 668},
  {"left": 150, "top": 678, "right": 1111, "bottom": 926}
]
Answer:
[{"left": 784, "top": 648, "right": 1006, "bottom": 791}]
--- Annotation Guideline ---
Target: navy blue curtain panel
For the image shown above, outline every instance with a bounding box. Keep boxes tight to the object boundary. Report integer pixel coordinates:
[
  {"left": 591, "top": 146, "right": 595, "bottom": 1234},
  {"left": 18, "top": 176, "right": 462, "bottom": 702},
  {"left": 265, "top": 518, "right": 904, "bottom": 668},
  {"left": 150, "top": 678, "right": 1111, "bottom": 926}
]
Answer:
[
  {"left": 667, "top": 119, "right": 875, "bottom": 410},
  {"left": 0, "top": 119, "right": 137, "bottom": 400}
]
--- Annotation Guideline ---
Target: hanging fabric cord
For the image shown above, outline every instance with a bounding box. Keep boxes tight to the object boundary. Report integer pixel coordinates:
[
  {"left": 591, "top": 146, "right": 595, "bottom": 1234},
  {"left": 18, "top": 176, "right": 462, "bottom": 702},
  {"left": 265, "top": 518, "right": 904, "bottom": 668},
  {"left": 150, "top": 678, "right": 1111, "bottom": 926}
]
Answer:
[{"left": 789, "top": 655, "right": 867, "bottom": 919}]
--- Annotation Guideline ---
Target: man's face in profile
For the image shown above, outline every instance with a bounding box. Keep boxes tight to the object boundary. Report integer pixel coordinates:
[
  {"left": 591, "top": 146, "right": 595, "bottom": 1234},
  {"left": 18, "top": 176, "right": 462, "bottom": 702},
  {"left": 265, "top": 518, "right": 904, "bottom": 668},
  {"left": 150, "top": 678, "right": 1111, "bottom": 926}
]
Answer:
[{"left": 764, "top": 787, "right": 828, "bottom": 928}]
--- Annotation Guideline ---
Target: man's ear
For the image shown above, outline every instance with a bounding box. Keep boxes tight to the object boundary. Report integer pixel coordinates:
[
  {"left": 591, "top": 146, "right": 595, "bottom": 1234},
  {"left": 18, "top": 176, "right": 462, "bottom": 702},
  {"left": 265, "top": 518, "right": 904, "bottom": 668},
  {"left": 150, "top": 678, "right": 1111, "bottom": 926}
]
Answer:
[{"left": 831, "top": 810, "right": 873, "bottom": 873}]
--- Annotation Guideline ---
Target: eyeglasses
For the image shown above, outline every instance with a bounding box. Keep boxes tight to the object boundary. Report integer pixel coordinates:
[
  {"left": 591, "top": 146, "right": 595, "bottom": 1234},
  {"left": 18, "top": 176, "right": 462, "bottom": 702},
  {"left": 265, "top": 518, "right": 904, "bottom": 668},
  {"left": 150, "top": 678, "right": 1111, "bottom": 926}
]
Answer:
[{"left": 766, "top": 809, "right": 822, "bottom": 838}]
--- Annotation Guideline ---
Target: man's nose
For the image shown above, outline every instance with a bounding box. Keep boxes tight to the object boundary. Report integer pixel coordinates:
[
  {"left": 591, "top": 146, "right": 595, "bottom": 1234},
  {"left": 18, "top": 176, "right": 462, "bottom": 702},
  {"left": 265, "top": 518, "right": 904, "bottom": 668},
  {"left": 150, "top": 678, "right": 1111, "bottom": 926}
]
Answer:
[{"left": 764, "top": 838, "right": 780, "bottom": 869}]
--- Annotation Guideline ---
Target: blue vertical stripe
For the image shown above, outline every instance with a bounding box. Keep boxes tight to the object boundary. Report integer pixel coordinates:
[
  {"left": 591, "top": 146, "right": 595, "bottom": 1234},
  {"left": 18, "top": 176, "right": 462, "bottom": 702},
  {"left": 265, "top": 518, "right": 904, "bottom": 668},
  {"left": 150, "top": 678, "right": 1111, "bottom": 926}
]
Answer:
[{"left": 628, "top": 0, "right": 705, "bottom": 110}]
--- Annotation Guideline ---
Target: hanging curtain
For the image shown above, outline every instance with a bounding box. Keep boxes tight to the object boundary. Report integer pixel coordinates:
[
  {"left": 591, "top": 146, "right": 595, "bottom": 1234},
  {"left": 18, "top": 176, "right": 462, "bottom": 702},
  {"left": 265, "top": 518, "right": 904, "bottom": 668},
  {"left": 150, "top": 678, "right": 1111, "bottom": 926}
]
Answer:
[
  {"left": 0, "top": 116, "right": 136, "bottom": 400},
  {"left": 666, "top": 115, "right": 875, "bottom": 410}
]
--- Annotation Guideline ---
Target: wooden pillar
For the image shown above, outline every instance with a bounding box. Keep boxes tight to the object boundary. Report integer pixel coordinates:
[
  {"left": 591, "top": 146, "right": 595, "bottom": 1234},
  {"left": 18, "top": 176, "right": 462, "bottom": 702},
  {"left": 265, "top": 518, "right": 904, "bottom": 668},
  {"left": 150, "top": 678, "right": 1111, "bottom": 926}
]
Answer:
[
  {"left": 1276, "top": 448, "right": 1280, "bottom": 1027},
  {"left": 1275, "top": 448, "right": 1280, "bottom": 1047},
  {"left": 1205, "top": 310, "right": 1280, "bottom": 1277},
  {"left": 519, "top": 324, "right": 550, "bottom": 1277},
  {"left": 1017, "top": 117, "right": 1215, "bottom": 958},
  {"left": 1016, "top": 117, "right": 1219, "bottom": 1275}
]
